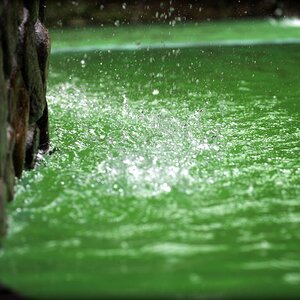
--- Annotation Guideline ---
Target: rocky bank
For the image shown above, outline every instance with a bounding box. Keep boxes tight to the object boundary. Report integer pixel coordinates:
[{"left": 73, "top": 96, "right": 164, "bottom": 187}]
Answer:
[{"left": 0, "top": 0, "right": 50, "bottom": 239}]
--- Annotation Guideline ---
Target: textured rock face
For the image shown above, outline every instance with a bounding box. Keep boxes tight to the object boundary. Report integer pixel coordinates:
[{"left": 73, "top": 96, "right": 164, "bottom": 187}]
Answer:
[{"left": 0, "top": 0, "right": 50, "bottom": 238}]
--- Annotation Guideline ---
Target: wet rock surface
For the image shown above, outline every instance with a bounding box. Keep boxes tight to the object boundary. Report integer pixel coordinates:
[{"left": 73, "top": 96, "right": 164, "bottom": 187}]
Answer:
[{"left": 0, "top": 0, "right": 50, "bottom": 238}]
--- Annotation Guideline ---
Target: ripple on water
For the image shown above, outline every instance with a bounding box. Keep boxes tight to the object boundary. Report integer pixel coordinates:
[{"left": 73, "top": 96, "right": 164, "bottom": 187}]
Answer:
[
  {"left": 141, "top": 242, "right": 228, "bottom": 256},
  {"left": 3, "top": 45, "right": 300, "bottom": 297}
]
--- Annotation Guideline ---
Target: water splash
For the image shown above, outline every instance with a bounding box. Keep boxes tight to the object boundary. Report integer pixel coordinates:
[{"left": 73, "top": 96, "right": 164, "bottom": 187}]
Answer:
[{"left": 48, "top": 82, "right": 223, "bottom": 198}]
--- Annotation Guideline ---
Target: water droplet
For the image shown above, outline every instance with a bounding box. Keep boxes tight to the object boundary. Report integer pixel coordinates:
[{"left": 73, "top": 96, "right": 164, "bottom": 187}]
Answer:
[{"left": 152, "top": 89, "right": 160, "bottom": 96}]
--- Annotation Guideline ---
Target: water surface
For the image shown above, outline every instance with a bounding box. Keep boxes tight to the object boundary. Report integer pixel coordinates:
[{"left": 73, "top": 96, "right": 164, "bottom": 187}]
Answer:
[{"left": 0, "top": 22, "right": 300, "bottom": 298}]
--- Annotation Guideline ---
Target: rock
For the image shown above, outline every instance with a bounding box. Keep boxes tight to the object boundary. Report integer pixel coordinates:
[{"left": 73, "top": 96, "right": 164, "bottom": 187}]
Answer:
[
  {"left": 25, "top": 124, "right": 40, "bottom": 169},
  {"left": 19, "top": 7, "right": 46, "bottom": 124},
  {"left": 34, "top": 17, "right": 51, "bottom": 152},
  {"left": 36, "top": 102, "right": 49, "bottom": 152},
  {"left": 0, "top": 0, "right": 50, "bottom": 240},
  {"left": 11, "top": 73, "right": 30, "bottom": 178},
  {"left": 0, "top": 1, "right": 19, "bottom": 79},
  {"left": 24, "top": 0, "right": 39, "bottom": 23},
  {"left": 5, "top": 125, "right": 15, "bottom": 203},
  {"left": 0, "top": 43, "right": 7, "bottom": 179},
  {"left": 0, "top": 179, "right": 7, "bottom": 237}
]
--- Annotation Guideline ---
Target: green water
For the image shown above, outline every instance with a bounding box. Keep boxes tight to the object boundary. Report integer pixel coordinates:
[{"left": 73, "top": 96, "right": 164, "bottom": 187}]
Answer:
[
  {"left": 1, "top": 21, "right": 300, "bottom": 298},
  {"left": 50, "top": 19, "right": 300, "bottom": 50}
]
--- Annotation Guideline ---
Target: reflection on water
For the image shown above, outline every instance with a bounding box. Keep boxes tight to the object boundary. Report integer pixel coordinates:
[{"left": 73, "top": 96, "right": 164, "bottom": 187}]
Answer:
[{"left": 0, "top": 44, "right": 300, "bottom": 298}]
